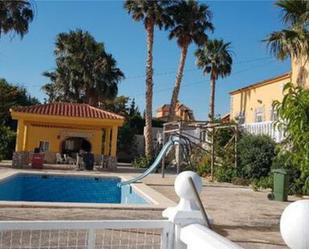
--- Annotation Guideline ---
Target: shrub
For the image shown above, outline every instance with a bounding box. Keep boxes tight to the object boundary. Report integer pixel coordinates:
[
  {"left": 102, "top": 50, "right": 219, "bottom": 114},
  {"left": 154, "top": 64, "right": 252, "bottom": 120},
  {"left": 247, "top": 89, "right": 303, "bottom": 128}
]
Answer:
[
  {"left": 237, "top": 133, "right": 276, "bottom": 180},
  {"left": 272, "top": 149, "right": 302, "bottom": 195},
  {"left": 132, "top": 156, "right": 151, "bottom": 168},
  {"left": 196, "top": 154, "right": 211, "bottom": 176},
  {"left": 0, "top": 125, "right": 16, "bottom": 161},
  {"left": 215, "top": 164, "right": 236, "bottom": 183},
  {"left": 231, "top": 177, "right": 250, "bottom": 186},
  {"left": 251, "top": 175, "right": 273, "bottom": 191},
  {"left": 274, "top": 84, "right": 309, "bottom": 195}
]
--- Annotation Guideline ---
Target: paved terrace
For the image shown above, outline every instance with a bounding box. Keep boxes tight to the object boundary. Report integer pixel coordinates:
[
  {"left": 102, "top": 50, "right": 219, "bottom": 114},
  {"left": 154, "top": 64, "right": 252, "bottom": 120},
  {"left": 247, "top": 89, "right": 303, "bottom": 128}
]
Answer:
[{"left": 0, "top": 164, "right": 297, "bottom": 249}]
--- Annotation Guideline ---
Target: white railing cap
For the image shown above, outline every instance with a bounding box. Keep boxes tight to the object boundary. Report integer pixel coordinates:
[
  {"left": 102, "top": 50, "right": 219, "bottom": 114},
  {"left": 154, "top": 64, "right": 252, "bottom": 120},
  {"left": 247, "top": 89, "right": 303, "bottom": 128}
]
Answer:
[
  {"left": 180, "top": 224, "right": 243, "bottom": 249},
  {"left": 281, "top": 200, "right": 309, "bottom": 249}
]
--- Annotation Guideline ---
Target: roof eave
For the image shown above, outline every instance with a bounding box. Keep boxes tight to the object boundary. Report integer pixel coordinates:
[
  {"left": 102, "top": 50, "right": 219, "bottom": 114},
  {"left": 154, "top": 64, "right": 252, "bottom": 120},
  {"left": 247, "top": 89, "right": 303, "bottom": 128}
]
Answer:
[
  {"left": 11, "top": 111, "right": 124, "bottom": 127},
  {"left": 229, "top": 72, "right": 291, "bottom": 95}
]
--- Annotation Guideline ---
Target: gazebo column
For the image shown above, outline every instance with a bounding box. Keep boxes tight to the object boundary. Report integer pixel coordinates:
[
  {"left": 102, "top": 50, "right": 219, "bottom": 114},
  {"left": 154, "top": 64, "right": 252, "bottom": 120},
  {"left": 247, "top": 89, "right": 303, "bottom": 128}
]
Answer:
[
  {"left": 22, "top": 124, "right": 28, "bottom": 151},
  {"left": 16, "top": 119, "right": 25, "bottom": 152},
  {"left": 92, "top": 129, "right": 103, "bottom": 155},
  {"left": 104, "top": 128, "right": 111, "bottom": 156},
  {"left": 110, "top": 126, "right": 118, "bottom": 157}
]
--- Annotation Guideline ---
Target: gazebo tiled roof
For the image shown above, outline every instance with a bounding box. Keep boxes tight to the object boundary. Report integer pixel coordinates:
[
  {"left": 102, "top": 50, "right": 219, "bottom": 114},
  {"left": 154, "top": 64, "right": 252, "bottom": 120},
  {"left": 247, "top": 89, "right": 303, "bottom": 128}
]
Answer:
[{"left": 11, "top": 102, "right": 124, "bottom": 120}]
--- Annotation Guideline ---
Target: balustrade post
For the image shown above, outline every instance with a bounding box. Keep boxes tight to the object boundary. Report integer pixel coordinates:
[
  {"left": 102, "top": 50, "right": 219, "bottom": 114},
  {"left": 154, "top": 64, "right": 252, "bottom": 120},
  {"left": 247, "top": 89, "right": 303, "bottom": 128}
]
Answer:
[
  {"left": 87, "top": 229, "right": 96, "bottom": 249},
  {"left": 162, "top": 171, "right": 209, "bottom": 249}
]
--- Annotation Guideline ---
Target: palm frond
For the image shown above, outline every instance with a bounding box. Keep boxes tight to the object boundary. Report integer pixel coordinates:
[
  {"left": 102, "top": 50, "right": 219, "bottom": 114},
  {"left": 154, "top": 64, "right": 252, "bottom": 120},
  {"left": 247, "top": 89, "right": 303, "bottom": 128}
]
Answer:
[
  {"left": 167, "top": 0, "right": 213, "bottom": 47},
  {"left": 276, "top": 0, "right": 309, "bottom": 27},
  {"left": 0, "top": 0, "right": 34, "bottom": 38},
  {"left": 195, "top": 39, "right": 233, "bottom": 79},
  {"left": 265, "top": 28, "right": 309, "bottom": 60},
  {"left": 124, "top": 0, "right": 173, "bottom": 29}
]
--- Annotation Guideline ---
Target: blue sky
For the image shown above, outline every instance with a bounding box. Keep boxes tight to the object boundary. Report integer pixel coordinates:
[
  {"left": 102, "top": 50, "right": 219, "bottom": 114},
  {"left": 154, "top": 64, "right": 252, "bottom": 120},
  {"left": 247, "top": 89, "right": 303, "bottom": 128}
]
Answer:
[{"left": 0, "top": 0, "right": 290, "bottom": 120}]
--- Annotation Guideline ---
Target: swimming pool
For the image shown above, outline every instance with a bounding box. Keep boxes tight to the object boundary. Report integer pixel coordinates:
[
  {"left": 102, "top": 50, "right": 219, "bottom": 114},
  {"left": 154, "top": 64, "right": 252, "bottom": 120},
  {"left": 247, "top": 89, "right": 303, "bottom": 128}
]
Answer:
[{"left": 0, "top": 173, "right": 148, "bottom": 204}]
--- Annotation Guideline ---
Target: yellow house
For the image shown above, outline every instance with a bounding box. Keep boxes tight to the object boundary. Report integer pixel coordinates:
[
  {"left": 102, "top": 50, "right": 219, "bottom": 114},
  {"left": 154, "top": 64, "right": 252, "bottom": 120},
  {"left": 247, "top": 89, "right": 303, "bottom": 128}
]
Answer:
[
  {"left": 230, "top": 73, "right": 291, "bottom": 124},
  {"left": 10, "top": 102, "right": 124, "bottom": 163},
  {"left": 230, "top": 52, "right": 309, "bottom": 125}
]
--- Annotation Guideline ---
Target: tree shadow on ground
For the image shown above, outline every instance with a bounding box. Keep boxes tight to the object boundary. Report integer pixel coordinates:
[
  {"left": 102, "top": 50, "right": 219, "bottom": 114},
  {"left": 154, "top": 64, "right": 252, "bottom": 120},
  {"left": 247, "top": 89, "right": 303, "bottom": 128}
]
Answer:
[{"left": 212, "top": 224, "right": 286, "bottom": 247}]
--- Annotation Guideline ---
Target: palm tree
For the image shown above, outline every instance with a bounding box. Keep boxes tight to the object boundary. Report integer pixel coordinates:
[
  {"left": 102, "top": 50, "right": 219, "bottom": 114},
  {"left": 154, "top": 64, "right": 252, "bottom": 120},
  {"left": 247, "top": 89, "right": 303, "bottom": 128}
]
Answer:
[
  {"left": 167, "top": 0, "right": 213, "bottom": 121},
  {"left": 195, "top": 39, "right": 233, "bottom": 181},
  {"left": 0, "top": 0, "right": 34, "bottom": 38},
  {"left": 124, "top": 0, "right": 172, "bottom": 158},
  {"left": 195, "top": 39, "right": 233, "bottom": 121},
  {"left": 42, "top": 30, "right": 124, "bottom": 106},
  {"left": 265, "top": 0, "right": 309, "bottom": 85}
]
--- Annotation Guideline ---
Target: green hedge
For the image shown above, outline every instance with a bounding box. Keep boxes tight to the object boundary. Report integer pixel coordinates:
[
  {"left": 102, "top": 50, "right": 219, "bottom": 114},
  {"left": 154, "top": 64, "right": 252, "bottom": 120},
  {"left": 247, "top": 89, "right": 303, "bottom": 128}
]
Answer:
[
  {"left": 237, "top": 133, "right": 276, "bottom": 180},
  {"left": 0, "top": 125, "right": 16, "bottom": 161}
]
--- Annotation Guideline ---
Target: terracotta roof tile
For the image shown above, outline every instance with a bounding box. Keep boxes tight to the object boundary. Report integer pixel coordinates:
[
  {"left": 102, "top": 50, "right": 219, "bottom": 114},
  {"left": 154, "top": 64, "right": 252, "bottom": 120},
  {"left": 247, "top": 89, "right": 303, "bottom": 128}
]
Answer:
[{"left": 12, "top": 102, "right": 124, "bottom": 120}]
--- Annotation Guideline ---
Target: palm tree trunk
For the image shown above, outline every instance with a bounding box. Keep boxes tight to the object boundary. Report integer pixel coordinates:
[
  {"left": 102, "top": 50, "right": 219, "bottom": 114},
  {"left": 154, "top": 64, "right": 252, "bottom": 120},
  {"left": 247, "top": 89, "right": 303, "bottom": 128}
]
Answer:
[
  {"left": 291, "top": 53, "right": 309, "bottom": 87},
  {"left": 168, "top": 44, "right": 188, "bottom": 121},
  {"left": 209, "top": 75, "right": 216, "bottom": 181},
  {"left": 209, "top": 76, "right": 216, "bottom": 121},
  {"left": 86, "top": 88, "right": 98, "bottom": 107},
  {"left": 144, "top": 21, "right": 154, "bottom": 158}
]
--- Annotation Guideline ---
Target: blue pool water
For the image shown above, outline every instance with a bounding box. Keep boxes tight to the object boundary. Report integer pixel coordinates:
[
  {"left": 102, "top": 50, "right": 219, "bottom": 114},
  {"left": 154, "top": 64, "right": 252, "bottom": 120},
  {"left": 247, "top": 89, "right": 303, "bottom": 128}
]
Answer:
[{"left": 0, "top": 174, "right": 148, "bottom": 204}]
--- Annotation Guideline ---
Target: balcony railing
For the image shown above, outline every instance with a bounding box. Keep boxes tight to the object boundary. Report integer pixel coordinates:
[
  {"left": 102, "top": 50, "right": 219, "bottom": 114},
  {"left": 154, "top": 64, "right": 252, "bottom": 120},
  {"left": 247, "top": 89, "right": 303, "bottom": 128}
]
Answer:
[{"left": 241, "top": 121, "right": 285, "bottom": 143}]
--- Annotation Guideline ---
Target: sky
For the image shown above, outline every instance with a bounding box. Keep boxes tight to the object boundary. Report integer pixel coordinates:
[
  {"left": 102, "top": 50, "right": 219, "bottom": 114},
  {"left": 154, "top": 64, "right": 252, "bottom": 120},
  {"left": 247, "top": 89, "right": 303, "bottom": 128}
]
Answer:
[{"left": 0, "top": 0, "right": 290, "bottom": 120}]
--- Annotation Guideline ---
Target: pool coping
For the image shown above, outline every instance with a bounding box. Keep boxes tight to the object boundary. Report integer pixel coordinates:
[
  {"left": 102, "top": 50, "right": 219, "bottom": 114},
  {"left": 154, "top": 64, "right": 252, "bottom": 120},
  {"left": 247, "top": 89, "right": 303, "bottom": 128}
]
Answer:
[{"left": 0, "top": 170, "right": 176, "bottom": 210}]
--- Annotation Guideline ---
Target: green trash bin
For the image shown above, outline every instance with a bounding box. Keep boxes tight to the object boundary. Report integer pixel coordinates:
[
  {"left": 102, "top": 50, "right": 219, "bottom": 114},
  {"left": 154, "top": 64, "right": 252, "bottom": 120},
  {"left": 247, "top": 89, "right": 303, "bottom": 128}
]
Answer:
[{"left": 271, "top": 169, "right": 289, "bottom": 201}]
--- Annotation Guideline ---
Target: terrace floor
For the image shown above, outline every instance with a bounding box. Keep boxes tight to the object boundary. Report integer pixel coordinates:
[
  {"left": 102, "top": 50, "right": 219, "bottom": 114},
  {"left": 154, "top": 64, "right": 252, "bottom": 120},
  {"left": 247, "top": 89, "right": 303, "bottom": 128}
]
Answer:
[{"left": 0, "top": 163, "right": 298, "bottom": 249}]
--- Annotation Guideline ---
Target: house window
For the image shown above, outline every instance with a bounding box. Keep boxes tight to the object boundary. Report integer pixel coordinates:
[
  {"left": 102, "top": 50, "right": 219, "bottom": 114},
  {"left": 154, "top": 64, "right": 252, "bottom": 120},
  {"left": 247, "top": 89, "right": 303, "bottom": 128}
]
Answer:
[
  {"left": 255, "top": 107, "right": 264, "bottom": 122},
  {"left": 271, "top": 106, "right": 278, "bottom": 121},
  {"left": 39, "top": 141, "right": 49, "bottom": 152}
]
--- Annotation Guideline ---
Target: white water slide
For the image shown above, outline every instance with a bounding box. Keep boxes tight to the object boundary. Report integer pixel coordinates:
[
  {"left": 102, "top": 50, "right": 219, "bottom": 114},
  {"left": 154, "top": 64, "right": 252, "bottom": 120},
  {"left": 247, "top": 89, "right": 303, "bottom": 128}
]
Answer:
[{"left": 118, "top": 136, "right": 181, "bottom": 186}]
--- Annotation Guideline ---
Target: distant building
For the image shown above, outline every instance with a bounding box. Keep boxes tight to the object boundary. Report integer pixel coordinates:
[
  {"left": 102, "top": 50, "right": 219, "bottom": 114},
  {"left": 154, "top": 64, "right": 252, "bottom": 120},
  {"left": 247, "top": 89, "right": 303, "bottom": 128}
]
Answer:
[
  {"left": 221, "top": 113, "right": 230, "bottom": 123},
  {"left": 156, "top": 102, "right": 195, "bottom": 121}
]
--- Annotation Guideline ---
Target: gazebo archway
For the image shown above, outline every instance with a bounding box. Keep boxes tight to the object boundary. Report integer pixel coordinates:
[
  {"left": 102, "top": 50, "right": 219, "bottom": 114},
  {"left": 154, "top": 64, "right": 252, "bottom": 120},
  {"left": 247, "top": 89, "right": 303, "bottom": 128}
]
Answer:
[{"left": 61, "top": 137, "right": 92, "bottom": 155}]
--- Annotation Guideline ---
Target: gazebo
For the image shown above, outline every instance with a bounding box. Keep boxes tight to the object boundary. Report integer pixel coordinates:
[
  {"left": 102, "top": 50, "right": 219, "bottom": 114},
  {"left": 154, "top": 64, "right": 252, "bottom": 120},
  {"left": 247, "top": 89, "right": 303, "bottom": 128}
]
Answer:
[{"left": 10, "top": 102, "right": 124, "bottom": 164}]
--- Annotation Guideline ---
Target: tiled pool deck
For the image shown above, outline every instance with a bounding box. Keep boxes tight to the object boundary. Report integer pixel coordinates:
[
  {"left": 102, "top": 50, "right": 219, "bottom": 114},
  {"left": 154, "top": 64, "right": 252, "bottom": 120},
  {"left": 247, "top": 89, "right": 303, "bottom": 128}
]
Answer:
[{"left": 0, "top": 164, "right": 301, "bottom": 249}]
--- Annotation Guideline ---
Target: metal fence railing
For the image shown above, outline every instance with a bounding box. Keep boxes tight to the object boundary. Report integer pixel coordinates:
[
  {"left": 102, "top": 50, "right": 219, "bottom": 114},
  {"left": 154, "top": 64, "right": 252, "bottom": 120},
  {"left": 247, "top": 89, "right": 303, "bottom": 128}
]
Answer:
[
  {"left": 0, "top": 220, "right": 173, "bottom": 249},
  {"left": 241, "top": 121, "right": 285, "bottom": 143}
]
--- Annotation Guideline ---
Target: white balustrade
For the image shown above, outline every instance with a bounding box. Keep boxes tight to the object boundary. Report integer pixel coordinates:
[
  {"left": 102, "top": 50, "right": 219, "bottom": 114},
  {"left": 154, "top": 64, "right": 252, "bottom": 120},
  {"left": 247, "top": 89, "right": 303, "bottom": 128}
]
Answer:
[{"left": 241, "top": 121, "right": 285, "bottom": 142}]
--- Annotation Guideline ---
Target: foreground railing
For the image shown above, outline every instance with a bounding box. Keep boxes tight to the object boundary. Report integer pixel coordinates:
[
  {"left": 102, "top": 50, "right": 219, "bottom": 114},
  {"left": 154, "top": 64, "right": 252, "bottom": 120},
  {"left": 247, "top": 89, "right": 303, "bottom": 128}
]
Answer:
[
  {"left": 0, "top": 220, "right": 173, "bottom": 249},
  {"left": 0, "top": 171, "right": 307, "bottom": 249},
  {"left": 241, "top": 121, "right": 285, "bottom": 143},
  {"left": 180, "top": 224, "right": 241, "bottom": 249}
]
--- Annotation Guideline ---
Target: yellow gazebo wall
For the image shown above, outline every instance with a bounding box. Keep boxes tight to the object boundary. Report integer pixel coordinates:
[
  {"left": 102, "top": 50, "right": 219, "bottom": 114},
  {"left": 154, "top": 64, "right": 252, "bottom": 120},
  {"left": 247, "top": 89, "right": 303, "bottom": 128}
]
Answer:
[{"left": 23, "top": 125, "right": 103, "bottom": 155}]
